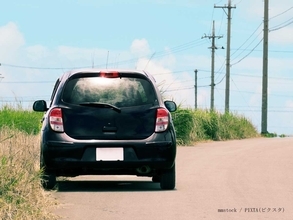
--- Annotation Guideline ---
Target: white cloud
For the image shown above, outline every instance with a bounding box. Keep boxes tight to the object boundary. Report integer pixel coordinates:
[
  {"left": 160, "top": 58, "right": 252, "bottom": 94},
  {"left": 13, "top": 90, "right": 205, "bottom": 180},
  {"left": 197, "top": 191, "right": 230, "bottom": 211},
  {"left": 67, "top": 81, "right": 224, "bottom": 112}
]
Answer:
[
  {"left": 130, "top": 38, "right": 151, "bottom": 57},
  {"left": 134, "top": 54, "right": 208, "bottom": 108},
  {"left": 0, "top": 22, "right": 25, "bottom": 60}
]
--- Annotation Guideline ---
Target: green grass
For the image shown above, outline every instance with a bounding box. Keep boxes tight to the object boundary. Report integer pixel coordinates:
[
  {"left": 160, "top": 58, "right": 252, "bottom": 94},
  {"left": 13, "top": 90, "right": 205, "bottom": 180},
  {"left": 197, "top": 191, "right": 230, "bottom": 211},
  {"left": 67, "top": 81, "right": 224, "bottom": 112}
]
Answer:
[
  {"left": 0, "top": 105, "right": 58, "bottom": 219},
  {"left": 172, "top": 108, "right": 259, "bottom": 145},
  {"left": 0, "top": 105, "right": 43, "bottom": 135}
]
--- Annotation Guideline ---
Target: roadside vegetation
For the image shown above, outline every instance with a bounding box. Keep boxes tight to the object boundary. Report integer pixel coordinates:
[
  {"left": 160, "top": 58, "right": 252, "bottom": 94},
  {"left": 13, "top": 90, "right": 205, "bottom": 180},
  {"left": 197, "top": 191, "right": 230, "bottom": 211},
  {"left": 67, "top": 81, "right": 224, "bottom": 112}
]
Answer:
[
  {"left": 172, "top": 108, "right": 260, "bottom": 145},
  {"left": 0, "top": 104, "right": 260, "bottom": 218},
  {"left": 0, "top": 105, "right": 58, "bottom": 220}
]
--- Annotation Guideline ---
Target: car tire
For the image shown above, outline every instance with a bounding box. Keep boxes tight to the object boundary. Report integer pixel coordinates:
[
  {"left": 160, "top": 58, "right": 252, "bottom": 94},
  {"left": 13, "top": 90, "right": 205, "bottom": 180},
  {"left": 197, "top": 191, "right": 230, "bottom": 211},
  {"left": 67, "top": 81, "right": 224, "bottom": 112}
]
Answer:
[
  {"left": 40, "top": 153, "right": 56, "bottom": 190},
  {"left": 160, "top": 164, "right": 176, "bottom": 190},
  {"left": 41, "top": 172, "right": 57, "bottom": 190}
]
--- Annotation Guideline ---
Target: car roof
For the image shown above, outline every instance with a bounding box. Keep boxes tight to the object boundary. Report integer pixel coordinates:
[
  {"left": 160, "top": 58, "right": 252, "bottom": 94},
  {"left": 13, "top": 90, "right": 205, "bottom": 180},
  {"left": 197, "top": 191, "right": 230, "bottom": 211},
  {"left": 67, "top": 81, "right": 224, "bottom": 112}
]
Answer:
[{"left": 59, "top": 68, "right": 156, "bottom": 82}]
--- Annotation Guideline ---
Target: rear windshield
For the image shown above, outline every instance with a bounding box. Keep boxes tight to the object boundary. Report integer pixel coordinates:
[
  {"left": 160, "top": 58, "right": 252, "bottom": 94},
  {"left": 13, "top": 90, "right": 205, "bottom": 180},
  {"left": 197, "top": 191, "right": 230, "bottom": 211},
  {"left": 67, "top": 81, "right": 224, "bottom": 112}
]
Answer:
[{"left": 62, "top": 76, "right": 156, "bottom": 107}]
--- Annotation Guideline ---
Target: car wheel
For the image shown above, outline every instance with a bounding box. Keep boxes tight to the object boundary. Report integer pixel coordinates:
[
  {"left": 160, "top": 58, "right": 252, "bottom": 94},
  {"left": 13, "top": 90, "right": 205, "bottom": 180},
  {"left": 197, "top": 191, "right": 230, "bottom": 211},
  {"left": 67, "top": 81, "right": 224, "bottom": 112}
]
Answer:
[
  {"left": 41, "top": 172, "right": 57, "bottom": 190},
  {"left": 160, "top": 164, "right": 176, "bottom": 190},
  {"left": 40, "top": 154, "right": 56, "bottom": 190}
]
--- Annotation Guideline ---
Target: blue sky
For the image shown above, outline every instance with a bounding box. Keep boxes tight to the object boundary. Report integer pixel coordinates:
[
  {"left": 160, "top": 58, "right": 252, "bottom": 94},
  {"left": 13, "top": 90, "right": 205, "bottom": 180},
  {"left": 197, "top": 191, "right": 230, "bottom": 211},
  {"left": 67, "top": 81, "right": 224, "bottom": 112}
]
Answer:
[{"left": 0, "top": 0, "right": 293, "bottom": 135}]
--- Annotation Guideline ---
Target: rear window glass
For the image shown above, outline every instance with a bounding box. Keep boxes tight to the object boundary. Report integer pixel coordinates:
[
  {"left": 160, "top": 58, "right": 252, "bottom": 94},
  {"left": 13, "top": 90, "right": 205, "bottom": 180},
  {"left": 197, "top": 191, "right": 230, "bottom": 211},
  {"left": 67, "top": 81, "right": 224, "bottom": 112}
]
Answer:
[{"left": 62, "top": 76, "right": 156, "bottom": 107}]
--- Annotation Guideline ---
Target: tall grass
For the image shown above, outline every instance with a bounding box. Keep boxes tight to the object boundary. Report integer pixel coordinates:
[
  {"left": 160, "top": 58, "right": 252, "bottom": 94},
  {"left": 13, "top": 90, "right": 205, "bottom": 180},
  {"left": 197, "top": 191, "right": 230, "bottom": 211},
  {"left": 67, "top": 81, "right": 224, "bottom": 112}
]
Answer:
[
  {"left": 0, "top": 105, "right": 43, "bottom": 135},
  {"left": 0, "top": 127, "right": 58, "bottom": 219},
  {"left": 0, "top": 105, "right": 58, "bottom": 220},
  {"left": 172, "top": 108, "right": 259, "bottom": 145}
]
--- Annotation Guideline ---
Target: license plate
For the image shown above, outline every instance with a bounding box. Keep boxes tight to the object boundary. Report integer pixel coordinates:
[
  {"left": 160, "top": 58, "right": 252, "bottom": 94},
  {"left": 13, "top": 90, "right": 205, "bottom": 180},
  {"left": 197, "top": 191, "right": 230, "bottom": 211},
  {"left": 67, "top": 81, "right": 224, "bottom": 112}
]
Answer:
[{"left": 96, "top": 148, "right": 124, "bottom": 161}]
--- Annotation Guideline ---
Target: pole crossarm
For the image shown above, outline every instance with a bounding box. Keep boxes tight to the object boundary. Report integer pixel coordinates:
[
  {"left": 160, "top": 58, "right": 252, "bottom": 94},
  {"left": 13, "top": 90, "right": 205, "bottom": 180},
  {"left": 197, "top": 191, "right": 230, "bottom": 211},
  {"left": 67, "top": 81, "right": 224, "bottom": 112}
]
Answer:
[{"left": 214, "top": 2, "right": 237, "bottom": 12}]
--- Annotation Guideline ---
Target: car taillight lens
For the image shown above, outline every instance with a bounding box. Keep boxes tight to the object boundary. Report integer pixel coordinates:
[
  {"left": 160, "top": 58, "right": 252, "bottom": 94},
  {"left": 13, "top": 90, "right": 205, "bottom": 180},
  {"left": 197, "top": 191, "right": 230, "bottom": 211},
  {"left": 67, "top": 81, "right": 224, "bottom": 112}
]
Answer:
[
  {"left": 99, "top": 71, "right": 120, "bottom": 78},
  {"left": 49, "top": 108, "right": 64, "bottom": 132},
  {"left": 155, "top": 108, "right": 169, "bottom": 132}
]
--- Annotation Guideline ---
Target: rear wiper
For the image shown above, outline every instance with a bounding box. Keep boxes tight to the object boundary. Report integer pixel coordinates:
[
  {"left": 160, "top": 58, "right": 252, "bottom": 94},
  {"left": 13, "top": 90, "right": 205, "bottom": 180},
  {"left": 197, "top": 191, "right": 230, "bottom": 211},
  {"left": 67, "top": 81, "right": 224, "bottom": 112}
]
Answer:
[{"left": 79, "top": 102, "right": 121, "bottom": 113}]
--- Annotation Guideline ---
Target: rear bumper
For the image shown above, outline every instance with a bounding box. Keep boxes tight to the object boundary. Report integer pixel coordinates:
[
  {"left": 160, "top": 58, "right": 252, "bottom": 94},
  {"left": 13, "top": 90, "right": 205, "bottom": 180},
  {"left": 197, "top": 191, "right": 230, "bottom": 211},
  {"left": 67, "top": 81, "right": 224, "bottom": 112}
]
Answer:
[{"left": 41, "top": 133, "right": 176, "bottom": 176}]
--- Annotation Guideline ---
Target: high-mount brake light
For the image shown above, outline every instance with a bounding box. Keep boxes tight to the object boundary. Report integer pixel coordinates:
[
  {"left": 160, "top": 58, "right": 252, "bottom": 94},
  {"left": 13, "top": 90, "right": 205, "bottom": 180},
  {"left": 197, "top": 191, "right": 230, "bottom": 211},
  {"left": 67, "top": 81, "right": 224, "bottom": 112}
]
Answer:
[
  {"left": 155, "top": 108, "right": 169, "bottom": 132},
  {"left": 49, "top": 108, "right": 64, "bottom": 132},
  {"left": 99, "top": 71, "right": 120, "bottom": 78}
]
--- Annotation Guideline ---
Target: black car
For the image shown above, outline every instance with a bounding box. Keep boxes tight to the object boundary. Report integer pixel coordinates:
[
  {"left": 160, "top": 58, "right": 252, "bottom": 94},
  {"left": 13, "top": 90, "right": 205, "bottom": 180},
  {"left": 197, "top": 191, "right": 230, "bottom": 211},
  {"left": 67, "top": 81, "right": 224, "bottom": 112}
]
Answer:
[{"left": 33, "top": 69, "right": 177, "bottom": 190}]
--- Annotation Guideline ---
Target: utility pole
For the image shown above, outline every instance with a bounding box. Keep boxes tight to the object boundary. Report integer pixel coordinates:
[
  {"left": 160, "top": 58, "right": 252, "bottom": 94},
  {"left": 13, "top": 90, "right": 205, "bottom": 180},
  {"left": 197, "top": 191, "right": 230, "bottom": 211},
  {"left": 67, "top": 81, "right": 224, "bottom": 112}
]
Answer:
[
  {"left": 261, "top": 0, "right": 269, "bottom": 134},
  {"left": 215, "top": 0, "right": 236, "bottom": 113},
  {"left": 202, "top": 21, "right": 223, "bottom": 110},
  {"left": 194, "top": 69, "right": 198, "bottom": 109}
]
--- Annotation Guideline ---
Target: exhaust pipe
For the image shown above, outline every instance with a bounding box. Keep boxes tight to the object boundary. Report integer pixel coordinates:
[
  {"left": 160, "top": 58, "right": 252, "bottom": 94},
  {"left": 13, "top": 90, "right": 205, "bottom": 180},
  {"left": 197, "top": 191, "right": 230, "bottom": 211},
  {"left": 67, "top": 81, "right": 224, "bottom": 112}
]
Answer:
[{"left": 136, "top": 166, "right": 151, "bottom": 174}]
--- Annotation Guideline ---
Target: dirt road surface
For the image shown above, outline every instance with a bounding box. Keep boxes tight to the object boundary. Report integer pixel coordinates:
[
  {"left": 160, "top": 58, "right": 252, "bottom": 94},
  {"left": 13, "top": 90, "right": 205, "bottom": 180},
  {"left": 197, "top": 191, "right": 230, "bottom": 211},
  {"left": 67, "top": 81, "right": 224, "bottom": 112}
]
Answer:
[{"left": 53, "top": 137, "right": 293, "bottom": 220}]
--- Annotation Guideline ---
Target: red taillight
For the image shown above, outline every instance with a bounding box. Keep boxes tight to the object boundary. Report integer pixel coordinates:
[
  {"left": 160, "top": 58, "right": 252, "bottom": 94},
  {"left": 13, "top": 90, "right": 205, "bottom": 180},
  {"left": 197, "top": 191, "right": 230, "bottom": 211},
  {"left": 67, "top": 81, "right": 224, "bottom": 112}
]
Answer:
[
  {"left": 155, "top": 108, "right": 169, "bottom": 132},
  {"left": 49, "top": 108, "right": 64, "bottom": 132},
  {"left": 99, "top": 71, "right": 119, "bottom": 78}
]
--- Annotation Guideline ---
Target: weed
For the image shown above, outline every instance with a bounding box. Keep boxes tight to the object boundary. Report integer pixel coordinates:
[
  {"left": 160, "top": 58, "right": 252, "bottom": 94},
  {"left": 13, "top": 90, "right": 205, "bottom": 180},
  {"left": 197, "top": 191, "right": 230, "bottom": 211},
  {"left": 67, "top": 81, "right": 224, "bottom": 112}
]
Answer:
[
  {"left": 0, "top": 128, "right": 58, "bottom": 220},
  {"left": 172, "top": 108, "right": 259, "bottom": 145}
]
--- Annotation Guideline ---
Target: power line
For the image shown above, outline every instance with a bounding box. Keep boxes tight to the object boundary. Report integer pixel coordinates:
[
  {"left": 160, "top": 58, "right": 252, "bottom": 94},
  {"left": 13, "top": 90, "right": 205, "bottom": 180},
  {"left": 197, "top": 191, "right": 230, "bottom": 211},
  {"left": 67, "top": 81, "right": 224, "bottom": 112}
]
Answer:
[
  {"left": 270, "top": 18, "right": 293, "bottom": 32},
  {"left": 215, "top": 88, "right": 293, "bottom": 98},
  {"left": 230, "top": 77, "right": 259, "bottom": 122},
  {"left": 215, "top": 74, "right": 226, "bottom": 85},
  {"left": 0, "top": 63, "right": 87, "bottom": 70},
  {"left": 230, "top": 22, "right": 263, "bottom": 58},
  {"left": 0, "top": 81, "right": 54, "bottom": 84},
  {"left": 0, "top": 38, "right": 208, "bottom": 71},
  {"left": 231, "top": 38, "right": 263, "bottom": 66},
  {"left": 270, "top": 6, "right": 293, "bottom": 20},
  {"left": 231, "top": 48, "right": 293, "bottom": 53},
  {"left": 2, "top": 68, "right": 293, "bottom": 85}
]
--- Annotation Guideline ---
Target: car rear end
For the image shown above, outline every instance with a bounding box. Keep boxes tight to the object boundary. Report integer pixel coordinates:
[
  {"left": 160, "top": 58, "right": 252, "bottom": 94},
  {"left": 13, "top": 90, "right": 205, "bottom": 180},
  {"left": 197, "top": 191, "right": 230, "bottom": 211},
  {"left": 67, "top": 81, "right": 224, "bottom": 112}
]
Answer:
[{"left": 36, "top": 69, "right": 177, "bottom": 189}]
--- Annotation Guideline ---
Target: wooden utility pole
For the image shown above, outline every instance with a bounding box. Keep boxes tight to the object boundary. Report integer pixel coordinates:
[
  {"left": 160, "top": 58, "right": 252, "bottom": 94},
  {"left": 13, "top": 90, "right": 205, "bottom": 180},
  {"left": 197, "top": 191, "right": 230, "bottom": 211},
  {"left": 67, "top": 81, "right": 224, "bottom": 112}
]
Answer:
[
  {"left": 194, "top": 69, "right": 198, "bottom": 109},
  {"left": 215, "top": 0, "right": 236, "bottom": 113},
  {"left": 261, "top": 0, "right": 269, "bottom": 134},
  {"left": 202, "top": 21, "right": 223, "bottom": 110}
]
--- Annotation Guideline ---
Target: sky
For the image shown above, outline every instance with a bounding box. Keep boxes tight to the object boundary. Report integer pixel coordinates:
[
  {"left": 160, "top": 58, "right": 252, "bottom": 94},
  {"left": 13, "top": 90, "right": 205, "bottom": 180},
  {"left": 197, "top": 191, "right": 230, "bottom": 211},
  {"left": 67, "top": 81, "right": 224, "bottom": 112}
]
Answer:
[{"left": 0, "top": 0, "right": 293, "bottom": 135}]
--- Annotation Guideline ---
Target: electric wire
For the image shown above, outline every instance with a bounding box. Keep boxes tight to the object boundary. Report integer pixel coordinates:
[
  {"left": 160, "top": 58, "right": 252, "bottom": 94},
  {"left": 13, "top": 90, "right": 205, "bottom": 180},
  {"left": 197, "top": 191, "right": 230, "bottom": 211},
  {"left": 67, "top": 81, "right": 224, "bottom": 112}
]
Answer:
[
  {"left": 230, "top": 22, "right": 263, "bottom": 58},
  {"left": 214, "top": 60, "right": 225, "bottom": 82},
  {"left": 230, "top": 38, "right": 263, "bottom": 66},
  {"left": 230, "top": 77, "right": 259, "bottom": 123},
  {"left": 0, "top": 38, "right": 208, "bottom": 70},
  {"left": 270, "top": 6, "right": 293, "bottom": 20},
  {"left": 1, "top": 3, "right": 293, "bottom": 113},
  {"left": 270, "top": 18, "right": 293, "bottom": 32}
]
